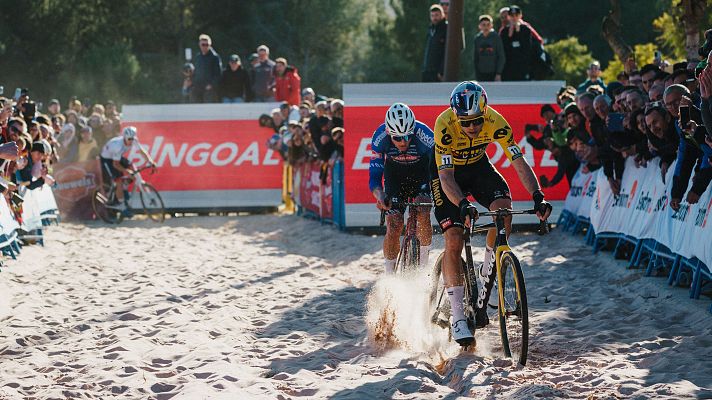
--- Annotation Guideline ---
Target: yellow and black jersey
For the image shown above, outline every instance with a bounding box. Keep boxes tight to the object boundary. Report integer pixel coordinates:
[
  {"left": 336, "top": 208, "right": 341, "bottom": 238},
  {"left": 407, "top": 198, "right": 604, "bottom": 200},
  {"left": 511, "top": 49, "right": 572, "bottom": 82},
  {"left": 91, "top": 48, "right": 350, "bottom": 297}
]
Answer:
[{"left": 433, "top": 107, "right": 523, "bottom": 170}]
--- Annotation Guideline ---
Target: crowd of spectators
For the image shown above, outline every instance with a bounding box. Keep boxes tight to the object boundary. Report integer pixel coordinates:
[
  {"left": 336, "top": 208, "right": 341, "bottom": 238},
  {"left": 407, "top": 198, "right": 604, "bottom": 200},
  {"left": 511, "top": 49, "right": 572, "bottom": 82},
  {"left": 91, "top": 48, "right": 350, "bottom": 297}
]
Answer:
[
  {"left": 424, "top": 3, "right": 550, "bottom": 82},
  {"left": 526, "top": 29, "right": 712, "bottom": 217},
  {"left": 260, "top": 95, "right": 345, "bottom": 171},
  {"left": 182, "top": 35, "right": 302, "bottom": 105},
  {"left": 0, "top": 89, "right": 123, "bottom": 234}
]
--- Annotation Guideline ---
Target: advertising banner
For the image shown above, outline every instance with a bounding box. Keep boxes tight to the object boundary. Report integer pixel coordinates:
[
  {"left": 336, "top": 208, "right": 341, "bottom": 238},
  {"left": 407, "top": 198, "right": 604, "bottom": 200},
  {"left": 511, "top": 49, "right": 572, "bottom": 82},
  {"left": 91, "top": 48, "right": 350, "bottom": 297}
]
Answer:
[
  {"left": 582, "top": 157, "right": 712, "bottom": 269},
  {"left": 343, "top": 81, "right": 567, "bottom": 227},
  {"left": 122, "top": 103, "right": 283, "bottom": 210},
  {"left": 52, "top": 160, "right": 101, "bottom": 220}
]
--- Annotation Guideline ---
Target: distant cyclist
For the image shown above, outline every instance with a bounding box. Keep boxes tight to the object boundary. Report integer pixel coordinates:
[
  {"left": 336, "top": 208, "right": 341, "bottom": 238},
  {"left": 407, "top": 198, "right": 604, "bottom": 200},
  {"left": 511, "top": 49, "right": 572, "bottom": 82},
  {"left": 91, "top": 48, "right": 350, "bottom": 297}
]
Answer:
[
  {"left": 431, "top": 81, "right": 551, "bottom": 346},
  {"left": 99, "top": 126, "right": 156, "bottom": 211},
  {"left": 369, "top": 103, "right": 435, "bottom": 274}
]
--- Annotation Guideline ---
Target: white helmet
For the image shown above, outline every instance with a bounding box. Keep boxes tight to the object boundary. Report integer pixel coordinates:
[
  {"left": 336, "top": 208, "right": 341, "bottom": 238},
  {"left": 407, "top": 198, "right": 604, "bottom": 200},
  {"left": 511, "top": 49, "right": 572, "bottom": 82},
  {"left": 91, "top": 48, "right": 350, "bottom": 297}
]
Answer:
[
  {"left": 122, "top": 126, "right": 138, "bottom": 140},
  {"left": 384, "top": 103, "right": 416, "bottom": 137}
]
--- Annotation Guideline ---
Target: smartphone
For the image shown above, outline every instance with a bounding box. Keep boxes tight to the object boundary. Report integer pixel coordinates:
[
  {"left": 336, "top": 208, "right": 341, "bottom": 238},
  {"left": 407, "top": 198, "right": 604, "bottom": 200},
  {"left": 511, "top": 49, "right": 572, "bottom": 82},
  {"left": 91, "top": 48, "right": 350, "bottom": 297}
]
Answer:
[
  {"left": 607, "top": 112, "right": 625, "bottom": 132},
  {"left": 679, "top": 105, "right": 690, "bottom": 127},
  {"left": 13, "top": 88, "right": 21, "bottom": 101},
  {"left": 654, "top": 50, "right": 662, "bottom": 62}
]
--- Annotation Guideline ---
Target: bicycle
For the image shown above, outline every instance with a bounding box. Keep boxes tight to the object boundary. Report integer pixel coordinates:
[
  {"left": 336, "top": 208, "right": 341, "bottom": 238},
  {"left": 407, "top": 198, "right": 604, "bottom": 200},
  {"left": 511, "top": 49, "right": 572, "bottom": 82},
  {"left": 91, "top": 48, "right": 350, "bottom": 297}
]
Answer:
[
  {"left": 429, "top": 208, "right": 549, "bottom": 365},
  {"left": 379, "top": 199, "right": 434, "bottom": 274},
  {"left": 92, "top": 165, "right": 165, "bottom": 224}
]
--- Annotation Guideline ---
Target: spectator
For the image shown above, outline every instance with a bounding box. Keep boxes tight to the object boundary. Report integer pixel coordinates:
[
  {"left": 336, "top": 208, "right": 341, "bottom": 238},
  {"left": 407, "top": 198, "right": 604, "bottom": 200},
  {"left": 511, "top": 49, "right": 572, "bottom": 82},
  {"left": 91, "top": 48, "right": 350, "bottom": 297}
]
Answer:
[
  {"left": 16, "top": 141, "right": 52, "bottom": 190},
  {"left": 628, "top": 70, "right": 643, "bottom": 90},
  {"left": 577, "top": 61, "right": 606, "bottom": 94},
  {"left": 191, "top": 34, "right": 222, "bottom": 103},
  {"left": 648, "top": 82, "right": 664, "bottom": 102},
  {"left": 439, "top": 1, "right": 449, "bottom": 18},
  {"left": 640, "top": 64, "right": 661, "bottom": 93},
  {"left": 422, "top": 4, "right": 447, "bottom": 82},
  {"left": 279, "top": 102, "right": 300, "bottom": 125},
  {"left": 47, "top": 99, "right": 61, "bottom": 118},
  {"left": 219, "top": 54, "right": 252, "bottom": 103},
  {"left": 625, "top": 89, "right": 647, "bottom": 113},
  {"left": 302, "top": 87, "right": 316, "bottom": 104},
  {"left": 285, "top": 120, "right": 307, "bottom": 166},
  {"left": 330, "top": 99, "right": 344, "bottom": 128},
  {"left": 271, "top": 107, "right": 285, "bottom": 130},
  {"left": 500, "top": 5, "right": 537, "bottom": 81},
  {"left": 274, "top": 57, "right": 302, "bottom": 106},
  {"left": 181, "top": 62, "right": 195, "bottom": 103},
  {"left": 593, "top": 95, "right": 610, "bottom": 121},
  {"left": 331, "top": 127, "right": 344, "bottom": 160},
  {"left": 252, "top": 45, "right": 276, "bottom": 102},
  {"left": 473, "top": 15, "right": 505, "bottom": 82}
]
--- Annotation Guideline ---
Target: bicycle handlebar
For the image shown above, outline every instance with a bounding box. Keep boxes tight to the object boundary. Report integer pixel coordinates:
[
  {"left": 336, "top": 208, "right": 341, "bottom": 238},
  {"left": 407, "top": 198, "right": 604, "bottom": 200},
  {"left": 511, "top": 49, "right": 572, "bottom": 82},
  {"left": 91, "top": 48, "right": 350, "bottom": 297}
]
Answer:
[
  {"left": 379, "top": 200, "right": 433, "bottom": 226},
  {"left": 469, "top": 207, "right": 550, "bottom": 235}
]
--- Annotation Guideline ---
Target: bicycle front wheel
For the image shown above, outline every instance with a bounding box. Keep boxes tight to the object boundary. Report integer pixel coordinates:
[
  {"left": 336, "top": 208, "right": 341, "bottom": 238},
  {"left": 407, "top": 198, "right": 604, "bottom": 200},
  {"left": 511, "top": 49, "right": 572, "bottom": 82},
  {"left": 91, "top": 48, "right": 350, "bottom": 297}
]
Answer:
[
  {"left": 497, "top": 251, "right": 529, "bottom": 365},
  {"left": 139, "top": 183, "right": 165, "bottom": 222},
  {"left": 429, "top": 252, "right": 451, "bottom": 329},
  {"left": 396, "top": 236, "right": 420, "bottom": 274},
  {"left": 92, "top": 183, "right": 122, "bottom": 224}
]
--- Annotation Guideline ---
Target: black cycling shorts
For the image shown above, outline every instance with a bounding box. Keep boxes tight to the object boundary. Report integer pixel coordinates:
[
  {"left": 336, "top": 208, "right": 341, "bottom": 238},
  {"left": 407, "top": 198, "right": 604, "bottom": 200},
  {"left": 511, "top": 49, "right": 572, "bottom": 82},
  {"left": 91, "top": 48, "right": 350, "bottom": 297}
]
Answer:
[
  {"left": 383, "top": 157, "right": 431, "bottom": 215},
  {"left": 430, "top": 157, "right": 511, "bottom": 232},
  {"left": 100, "top": 157, "right": 130, "bottom": 184}
]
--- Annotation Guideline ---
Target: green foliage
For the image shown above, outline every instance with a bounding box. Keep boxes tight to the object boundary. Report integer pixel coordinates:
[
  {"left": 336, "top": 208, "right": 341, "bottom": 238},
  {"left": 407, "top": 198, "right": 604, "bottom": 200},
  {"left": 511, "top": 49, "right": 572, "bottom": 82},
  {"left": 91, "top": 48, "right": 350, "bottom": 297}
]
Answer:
[
  {"left": 653, "top": 12, "right": 687, "bottom": 60},
  {"left": 546, "top": 37, "right": 595, "bottom": 86},
  {"left": 0, "top": 0, "right": 705, "bottom": 105},
  {"left": 600, "top": 43, "right": 676, "bottom": 83}
]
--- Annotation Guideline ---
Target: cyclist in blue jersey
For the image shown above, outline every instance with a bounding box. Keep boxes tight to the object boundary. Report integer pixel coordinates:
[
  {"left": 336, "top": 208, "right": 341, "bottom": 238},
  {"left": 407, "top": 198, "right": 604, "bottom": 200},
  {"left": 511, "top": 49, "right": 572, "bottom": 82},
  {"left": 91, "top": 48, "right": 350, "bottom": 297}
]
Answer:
[{"left": 369, "top": 103, "right": 435, "bottom": 274}]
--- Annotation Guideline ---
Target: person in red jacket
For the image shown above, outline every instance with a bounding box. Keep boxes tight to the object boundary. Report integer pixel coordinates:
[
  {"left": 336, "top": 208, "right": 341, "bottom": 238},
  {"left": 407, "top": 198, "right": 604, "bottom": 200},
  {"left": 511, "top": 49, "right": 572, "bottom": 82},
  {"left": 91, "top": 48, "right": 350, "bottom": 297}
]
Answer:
[{"left": 273, "top": 57, "right": 301, "bottom": 106}]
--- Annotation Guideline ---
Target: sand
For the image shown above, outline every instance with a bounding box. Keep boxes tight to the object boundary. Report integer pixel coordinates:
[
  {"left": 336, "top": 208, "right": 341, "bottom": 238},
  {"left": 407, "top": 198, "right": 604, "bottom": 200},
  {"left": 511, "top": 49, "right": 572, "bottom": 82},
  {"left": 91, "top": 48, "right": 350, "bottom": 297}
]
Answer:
[{"left": 0, "top": 215, "right": 710, "bottom": 399}]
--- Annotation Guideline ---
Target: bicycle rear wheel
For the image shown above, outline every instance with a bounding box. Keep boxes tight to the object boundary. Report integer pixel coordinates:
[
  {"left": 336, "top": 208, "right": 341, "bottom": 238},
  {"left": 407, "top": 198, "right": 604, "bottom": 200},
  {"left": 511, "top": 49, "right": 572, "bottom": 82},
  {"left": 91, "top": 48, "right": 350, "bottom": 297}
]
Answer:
[
  {"left": 139, "top": 183, "right": 165, "bottom": 222},
  {"left": 497, "top": 251, "right": 529, "bottom": 365},
  {"left": 92, "top": 183, "right": 122, "bottom": 224}
]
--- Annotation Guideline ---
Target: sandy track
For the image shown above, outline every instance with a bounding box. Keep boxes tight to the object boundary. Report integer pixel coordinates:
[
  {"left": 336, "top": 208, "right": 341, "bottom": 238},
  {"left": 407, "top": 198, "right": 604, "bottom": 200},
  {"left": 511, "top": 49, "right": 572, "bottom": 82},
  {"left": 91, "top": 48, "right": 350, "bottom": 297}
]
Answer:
[{"left": 0, "top": 215, "right": 710, "bottom": 399}]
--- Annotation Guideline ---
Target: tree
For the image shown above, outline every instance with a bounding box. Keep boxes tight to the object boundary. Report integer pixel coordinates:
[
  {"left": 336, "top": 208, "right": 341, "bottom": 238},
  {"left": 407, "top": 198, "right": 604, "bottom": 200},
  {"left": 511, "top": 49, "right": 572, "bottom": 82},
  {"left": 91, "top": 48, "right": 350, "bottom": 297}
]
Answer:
[
  {"left": 546, "top": 37, "right": 595, "bottom": 86},
  {"left": 601, "top": 0, "right": 634, "bottom": 68}
]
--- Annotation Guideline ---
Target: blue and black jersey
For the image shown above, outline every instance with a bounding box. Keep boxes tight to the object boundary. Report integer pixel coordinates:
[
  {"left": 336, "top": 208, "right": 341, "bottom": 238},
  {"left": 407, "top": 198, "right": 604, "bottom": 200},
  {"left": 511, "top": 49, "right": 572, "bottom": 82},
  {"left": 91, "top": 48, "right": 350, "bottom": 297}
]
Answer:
[{"left": 368, "top": 121, "right": 435, "bottom": 192}]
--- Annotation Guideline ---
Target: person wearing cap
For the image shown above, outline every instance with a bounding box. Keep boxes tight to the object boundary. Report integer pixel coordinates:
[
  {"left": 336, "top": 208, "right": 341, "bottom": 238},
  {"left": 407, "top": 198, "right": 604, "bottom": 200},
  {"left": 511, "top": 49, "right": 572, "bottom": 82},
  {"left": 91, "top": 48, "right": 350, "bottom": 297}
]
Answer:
[
  {"left": 301, "top": 87, "right": 316, "bottom": 104},
  {"left": 422, "top": 4, "right": 447, "bottom": 82},
  {"left": 577, "top": 61, "right": 606, "bottom": 95},
  {"left": 218, "top": 54, "right": 252, "bottom": 103},
  {"left": 252, "top": 45, "right": 276, "bottom": 102},
  {"left": 191, "top": 34, "right": 222, "bottom": 103},
  {"left": 274, "top": 57, "right": 301, "bottom": 106},
  {"left": 499, "top": 5, "right": 538, "bottom": 81},
  {"left": 473, "top": 14, "right": 505, "bottom": 82},
  {"left": 47, "top": 99, "right": 61, "bottom": 118}
]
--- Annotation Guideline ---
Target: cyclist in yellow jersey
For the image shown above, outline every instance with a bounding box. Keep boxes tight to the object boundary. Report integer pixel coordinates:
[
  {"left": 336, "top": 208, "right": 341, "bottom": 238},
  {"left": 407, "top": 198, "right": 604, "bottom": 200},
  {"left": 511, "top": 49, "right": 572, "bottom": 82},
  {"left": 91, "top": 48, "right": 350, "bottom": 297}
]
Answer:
[{"left": 431, "top": 81, "right": 552, "bottom": 346}]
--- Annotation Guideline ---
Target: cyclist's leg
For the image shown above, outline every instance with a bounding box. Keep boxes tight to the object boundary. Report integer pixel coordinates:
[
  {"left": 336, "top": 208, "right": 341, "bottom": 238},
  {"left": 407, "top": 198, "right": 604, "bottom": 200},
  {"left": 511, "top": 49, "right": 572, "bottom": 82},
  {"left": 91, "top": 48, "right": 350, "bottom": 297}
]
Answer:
[
  {"left": 432, "top": 170, "right": 473, "bottom": 344},
  {"left": 382, "top": 161, "right": 407, "bottom": 274},
  {"left": 414, "top": 182, "right": 433, "bottom": 267},
  {"left": 383, "top": 210, "right": 404, "bottom": 274}
]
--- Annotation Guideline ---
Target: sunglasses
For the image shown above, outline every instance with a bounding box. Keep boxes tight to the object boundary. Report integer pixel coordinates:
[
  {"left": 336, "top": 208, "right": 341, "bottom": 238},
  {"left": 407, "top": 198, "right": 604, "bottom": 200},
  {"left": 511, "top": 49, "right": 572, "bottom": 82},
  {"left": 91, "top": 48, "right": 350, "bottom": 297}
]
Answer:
[
  {"left": 391, "top": 134, "right": 412, "bottom": 142},
  {"left": 459, "top": 117, "right": 485, "bottom": 128},
  {"left": 200, "top": 43, "right": 210, "bottom": 47}
]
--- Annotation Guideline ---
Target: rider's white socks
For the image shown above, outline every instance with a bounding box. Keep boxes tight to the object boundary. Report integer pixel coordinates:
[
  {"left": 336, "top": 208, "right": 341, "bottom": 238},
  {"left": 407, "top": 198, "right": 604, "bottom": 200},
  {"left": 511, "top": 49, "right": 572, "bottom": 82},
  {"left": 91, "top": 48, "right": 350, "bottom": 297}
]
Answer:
[
  {"left": 419, "top": 245, "right": 431, "bottom": 268},
  {"left": 384, "top": 259, "right": 396, "bottom": 275},
  {"left": 447, "top": 285, "right": 467, "bottom": 322}
]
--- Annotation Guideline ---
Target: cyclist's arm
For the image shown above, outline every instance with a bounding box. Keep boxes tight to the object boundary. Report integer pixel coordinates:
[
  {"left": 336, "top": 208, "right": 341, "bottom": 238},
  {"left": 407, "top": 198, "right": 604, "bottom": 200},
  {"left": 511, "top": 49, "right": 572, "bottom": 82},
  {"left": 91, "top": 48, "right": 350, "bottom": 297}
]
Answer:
[
  {"left": 135, "top": 140, "right": 156, "bottom": 166},
  {"left": 438, "top": 168, "right": 467, "bottom": 206},
  {"left": 512, "top": 157, "right": 542, "bottom": 194},
  {"left": 369, "top": 152, "right": 386, "bottom": 201}
]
